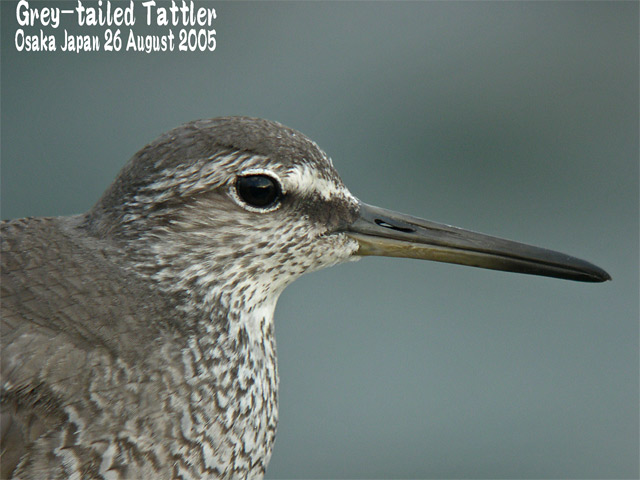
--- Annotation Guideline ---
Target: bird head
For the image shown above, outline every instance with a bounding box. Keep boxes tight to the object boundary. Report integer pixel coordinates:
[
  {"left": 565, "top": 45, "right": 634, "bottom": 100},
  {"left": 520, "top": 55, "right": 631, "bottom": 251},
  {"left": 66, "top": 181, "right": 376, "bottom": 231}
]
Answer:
[{"left": 85, "top": 117, "right": 609, "bottom": 315}]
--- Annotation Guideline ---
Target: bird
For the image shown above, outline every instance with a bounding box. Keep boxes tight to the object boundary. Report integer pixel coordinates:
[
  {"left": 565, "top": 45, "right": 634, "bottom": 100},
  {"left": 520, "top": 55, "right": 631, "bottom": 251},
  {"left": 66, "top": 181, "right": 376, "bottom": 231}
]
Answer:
[{"left": 1, "top": 116, "right": 610, "bottom": 479}]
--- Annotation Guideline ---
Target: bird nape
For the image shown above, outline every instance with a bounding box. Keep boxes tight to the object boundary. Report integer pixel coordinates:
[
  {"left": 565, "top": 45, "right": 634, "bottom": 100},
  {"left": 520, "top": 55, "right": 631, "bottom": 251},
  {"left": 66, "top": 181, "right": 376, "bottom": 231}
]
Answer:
[{"left": 0, "top": 117, "right": 610, "bottom": 479}]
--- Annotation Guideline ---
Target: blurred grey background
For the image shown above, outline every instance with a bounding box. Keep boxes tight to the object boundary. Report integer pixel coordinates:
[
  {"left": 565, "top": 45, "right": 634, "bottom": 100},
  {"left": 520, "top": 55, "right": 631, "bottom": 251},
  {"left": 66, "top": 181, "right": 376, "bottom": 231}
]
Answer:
[{"left": 2, "top": 1, "right": 638, "bottom": 478}]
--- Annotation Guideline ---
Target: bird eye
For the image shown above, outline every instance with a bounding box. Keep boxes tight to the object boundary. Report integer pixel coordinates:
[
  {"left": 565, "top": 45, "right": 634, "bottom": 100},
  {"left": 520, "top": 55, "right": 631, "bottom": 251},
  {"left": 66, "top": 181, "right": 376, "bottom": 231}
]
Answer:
[{"left": 235, "top": 174, "right": 282, "bottom": 209}]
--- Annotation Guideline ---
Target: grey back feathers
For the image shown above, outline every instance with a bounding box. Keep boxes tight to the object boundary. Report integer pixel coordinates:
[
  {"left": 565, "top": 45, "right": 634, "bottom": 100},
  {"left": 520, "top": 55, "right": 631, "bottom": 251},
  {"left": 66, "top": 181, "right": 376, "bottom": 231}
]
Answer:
[{"left": 1, "top": 117, "right": 361, "bottom": 479}]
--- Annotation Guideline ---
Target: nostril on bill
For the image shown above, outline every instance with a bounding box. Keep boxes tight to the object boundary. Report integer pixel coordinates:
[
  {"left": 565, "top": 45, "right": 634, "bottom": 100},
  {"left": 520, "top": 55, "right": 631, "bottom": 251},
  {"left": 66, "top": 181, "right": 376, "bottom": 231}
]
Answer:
[{"left": 374, "top": 218, "right": 415, "bottom": 233}]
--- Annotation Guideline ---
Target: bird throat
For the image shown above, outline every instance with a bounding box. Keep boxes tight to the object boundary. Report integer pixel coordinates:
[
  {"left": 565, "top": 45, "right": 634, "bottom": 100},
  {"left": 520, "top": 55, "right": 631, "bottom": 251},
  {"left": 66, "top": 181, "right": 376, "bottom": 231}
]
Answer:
[
  {"left": 183, "top": 298, "right": 280, "bottom": 476},
  {"left": 121, "top": 235, "right": 283, "bottom": 476}
]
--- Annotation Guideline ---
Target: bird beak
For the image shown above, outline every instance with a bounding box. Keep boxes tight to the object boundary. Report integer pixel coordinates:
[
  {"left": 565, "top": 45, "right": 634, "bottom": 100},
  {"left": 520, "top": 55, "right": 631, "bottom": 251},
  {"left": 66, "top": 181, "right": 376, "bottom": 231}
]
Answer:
[{"left": 345, "top": 203, "right": 610, "bottom": 283}]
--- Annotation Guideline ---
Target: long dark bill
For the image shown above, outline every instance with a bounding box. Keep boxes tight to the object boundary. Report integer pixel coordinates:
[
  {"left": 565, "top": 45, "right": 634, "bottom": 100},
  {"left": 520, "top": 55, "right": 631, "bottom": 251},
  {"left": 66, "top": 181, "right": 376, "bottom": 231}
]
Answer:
[{"left": 345, "top": 203, "right": 610, "bottom": 283}]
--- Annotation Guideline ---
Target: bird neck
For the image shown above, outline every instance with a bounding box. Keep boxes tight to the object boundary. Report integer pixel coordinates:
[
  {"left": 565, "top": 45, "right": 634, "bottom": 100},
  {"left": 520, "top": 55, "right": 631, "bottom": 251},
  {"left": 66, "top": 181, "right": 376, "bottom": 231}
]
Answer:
[
  {"left": 125, "top": 237, "right": 282, "bottom": 345},
  {"left": 80, "top": 211, "right": 287, "bottom": 344}
]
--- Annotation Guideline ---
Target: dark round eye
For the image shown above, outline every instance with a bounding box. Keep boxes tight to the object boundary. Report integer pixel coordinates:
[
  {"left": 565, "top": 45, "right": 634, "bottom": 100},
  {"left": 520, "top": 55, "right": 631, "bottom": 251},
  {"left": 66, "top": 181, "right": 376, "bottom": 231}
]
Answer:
[{"left": 235, "top": 174, "right": 282, "bottom": 209}]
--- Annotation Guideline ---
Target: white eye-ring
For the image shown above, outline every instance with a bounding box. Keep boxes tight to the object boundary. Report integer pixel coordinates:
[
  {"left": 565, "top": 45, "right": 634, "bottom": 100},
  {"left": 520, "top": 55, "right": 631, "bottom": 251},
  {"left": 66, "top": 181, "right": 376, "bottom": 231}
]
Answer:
[{"left": 229, "top": 169, "right": 285, "bottom": 213}]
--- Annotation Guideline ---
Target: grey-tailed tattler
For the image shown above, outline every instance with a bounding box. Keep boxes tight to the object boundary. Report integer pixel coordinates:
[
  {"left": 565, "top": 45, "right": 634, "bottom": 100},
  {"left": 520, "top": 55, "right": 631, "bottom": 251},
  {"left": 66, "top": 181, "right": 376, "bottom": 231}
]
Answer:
[{"left": 1, "top": 117, "right": 610, "bottom": 479}]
